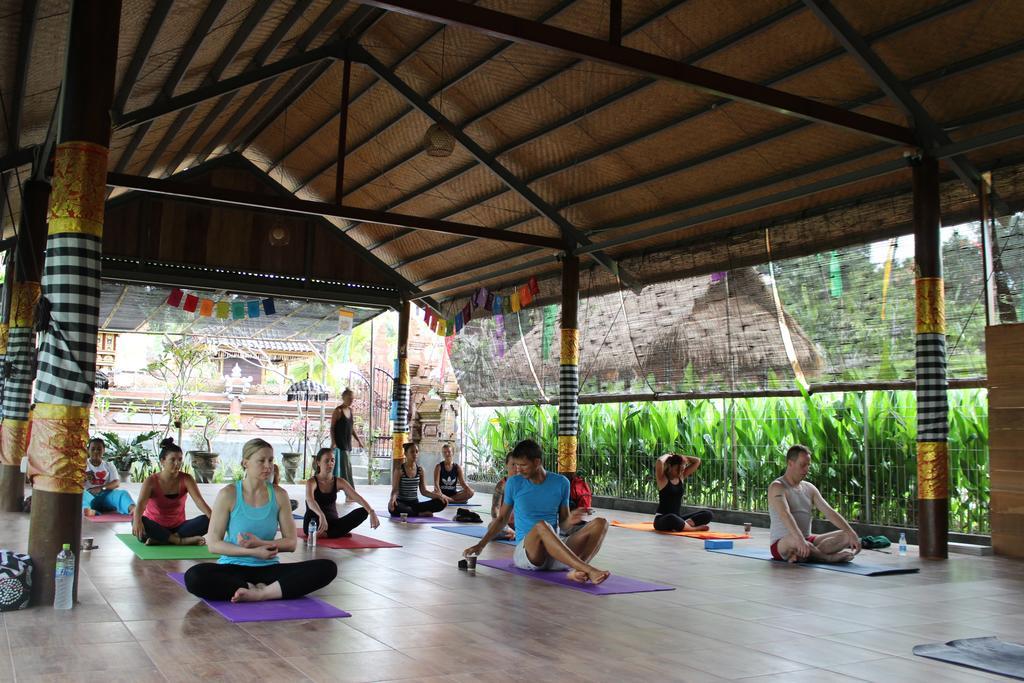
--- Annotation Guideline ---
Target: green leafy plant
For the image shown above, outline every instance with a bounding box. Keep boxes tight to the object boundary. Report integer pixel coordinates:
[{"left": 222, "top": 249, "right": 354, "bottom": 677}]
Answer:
[
  {"left": 100, "top": 430, "right": 160, "bottom": 474},
  {"left": 212, "top": 462, "right": 245, "bottom": 483},
  {"left": 146, "top": 337, "right": 215, "bottom": 443}
]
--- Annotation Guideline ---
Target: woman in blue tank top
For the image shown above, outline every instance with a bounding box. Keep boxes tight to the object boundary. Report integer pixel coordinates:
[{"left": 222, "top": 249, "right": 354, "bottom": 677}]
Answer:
[{"left": 183, "top": 439, "right": 337, "bottom": 602}]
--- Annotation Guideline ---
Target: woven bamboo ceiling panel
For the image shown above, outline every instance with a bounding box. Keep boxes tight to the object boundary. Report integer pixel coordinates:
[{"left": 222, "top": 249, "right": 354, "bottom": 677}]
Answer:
[{"left": 1, "top": 0, "right": 1023, "bottom": 307}]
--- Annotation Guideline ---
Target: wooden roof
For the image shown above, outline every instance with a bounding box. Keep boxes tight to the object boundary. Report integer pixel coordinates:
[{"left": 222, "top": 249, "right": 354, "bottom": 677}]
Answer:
[{"left": 2, "top": 0, "right": 1023, "bottom": 307}]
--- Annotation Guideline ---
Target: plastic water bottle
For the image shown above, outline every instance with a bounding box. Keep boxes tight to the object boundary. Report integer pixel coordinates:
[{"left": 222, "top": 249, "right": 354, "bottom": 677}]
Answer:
[
  {"left": 54, "top": 543, "right": 74, "bottom": 609},
  {"left": 308, "top": 520, "right": 318, "bottom": 547},
  {"left": 898, "top": 532, "right": 907, "bottom": 557}
]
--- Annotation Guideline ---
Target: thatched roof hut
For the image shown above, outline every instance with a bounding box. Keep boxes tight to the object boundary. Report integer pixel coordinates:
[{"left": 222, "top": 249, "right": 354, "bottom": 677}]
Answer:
[{"left": 450, "top": 267, "right": 823, "bottom": 406}]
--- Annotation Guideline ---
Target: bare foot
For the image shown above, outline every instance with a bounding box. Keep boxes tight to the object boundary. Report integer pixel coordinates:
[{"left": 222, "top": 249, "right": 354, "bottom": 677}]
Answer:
[
  {"left": 566, "top": 569, "right": 588, "bottom": 583},
  {"left": 84, "top": 508, "right": 97, "bottom": 517},
  {"left": 587, "top": 569, "right": 611, "bottom": 585},
  {"left": 231, "top": 583, "right": 265, "bottom": 602},
  {"left": 683, "top": 524, "right": 710, "bottom": 532},
  {"left": 830, "top": 549, "right": 856, "bottom": 563},
  {"left": 180, "top": 536, "right": 206, "bottom": 546}
]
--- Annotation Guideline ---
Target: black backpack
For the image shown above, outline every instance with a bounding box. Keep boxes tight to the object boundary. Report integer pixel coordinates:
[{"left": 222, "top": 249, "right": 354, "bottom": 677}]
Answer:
[{"left": 0, "top": 550, "right": 33, "bottom": 611}]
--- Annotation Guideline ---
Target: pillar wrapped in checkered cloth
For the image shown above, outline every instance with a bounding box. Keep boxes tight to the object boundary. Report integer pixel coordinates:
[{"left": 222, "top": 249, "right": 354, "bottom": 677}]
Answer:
[
  {"left": 557, "top": 328, "right": 579, "bottom": 473},
  {"left": 26, "top": 141, "right": 107, "bottom": 494},
  {"left": 392, "top": 357, "right": 410, "bottom": 461},
  {"left": 916, "top": 277, "right": 949, "bottom": 501},
  {"left": 0, "top": 283, "right": 42, "bottom": 468}
]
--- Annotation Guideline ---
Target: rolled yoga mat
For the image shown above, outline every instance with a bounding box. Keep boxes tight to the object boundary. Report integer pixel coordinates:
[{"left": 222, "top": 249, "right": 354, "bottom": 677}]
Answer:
[
  {"left": 913, "top": 636, "right": 1024, "bottom": 680},
  {"left": 611, "top": 520, "right": 750, "bottom": 539},
  {"left": 430, "top": 525, "right": 516, "bottom": 546},
  {"left": 85, "top": 513, "right": 132, "bottom": 523},
  {"left": 116, "top": 534, "right": 219, "bottom": 560},
  {"left": 477, "top": 559, "right": 675, "bottom": 595},
  {"left": 295, "top": 531, "right": 401, "bottom": 549},
  {"left": 166, "top": 572, "right": 350, "bottom": 623},
  {"left": 706, "top": 546, "right": 919, "bottom": 576}
]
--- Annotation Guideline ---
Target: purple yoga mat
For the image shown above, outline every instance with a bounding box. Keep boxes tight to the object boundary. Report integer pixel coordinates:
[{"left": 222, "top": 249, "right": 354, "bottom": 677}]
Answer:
[
  {"left": 477, "top": 559, "right": 675, "bottom": 596},
  {"left": 379, "top": 512, "right": 457, "bottom": 524},
  {"left": 166, "top": 572, "right": 350, "bottom": 622}
]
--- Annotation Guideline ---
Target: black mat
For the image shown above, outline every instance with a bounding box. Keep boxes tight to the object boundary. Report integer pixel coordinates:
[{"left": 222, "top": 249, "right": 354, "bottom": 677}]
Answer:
[{"left": 913, "top": 636, "right": 1024, "bottom": 680}]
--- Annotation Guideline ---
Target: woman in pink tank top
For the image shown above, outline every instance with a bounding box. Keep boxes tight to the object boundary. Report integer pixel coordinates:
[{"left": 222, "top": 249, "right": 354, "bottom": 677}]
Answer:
[{"left": 132, "top": 438, "right": 213, "bottom": 545}]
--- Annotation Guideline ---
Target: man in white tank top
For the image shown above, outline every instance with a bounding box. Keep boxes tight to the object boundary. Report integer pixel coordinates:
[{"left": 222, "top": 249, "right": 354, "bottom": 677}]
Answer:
[{"left": 768, "top": 445, "right": 861, "bottom": 563}]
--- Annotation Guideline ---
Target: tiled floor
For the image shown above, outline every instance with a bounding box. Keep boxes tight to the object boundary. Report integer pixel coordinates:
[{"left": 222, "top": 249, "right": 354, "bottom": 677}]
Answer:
[{"left": 1, "top": 483, "right": 1021, "bottom": 682}]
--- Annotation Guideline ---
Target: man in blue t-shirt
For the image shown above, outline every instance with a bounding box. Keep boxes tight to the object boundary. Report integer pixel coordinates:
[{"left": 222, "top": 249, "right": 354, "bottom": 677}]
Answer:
[{"left": 464, "top": 439, "right": 610, "bottom": 584}]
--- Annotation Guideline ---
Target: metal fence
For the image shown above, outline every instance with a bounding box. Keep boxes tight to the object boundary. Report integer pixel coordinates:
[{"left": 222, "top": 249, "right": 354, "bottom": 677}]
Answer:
[{"left": 469, "top": 390, "right": 990, "bottom": 535}]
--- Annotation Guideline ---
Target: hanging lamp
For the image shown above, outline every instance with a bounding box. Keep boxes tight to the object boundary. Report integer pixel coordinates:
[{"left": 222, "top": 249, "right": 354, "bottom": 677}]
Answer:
[{"left": 422, "top": 28, "right": 456, "bottom": 158}]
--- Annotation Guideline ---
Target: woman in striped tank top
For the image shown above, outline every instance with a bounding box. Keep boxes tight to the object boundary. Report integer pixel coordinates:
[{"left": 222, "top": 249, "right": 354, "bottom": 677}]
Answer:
[{"left": 388, "top": 442, "right": 449, "bottom": 517}]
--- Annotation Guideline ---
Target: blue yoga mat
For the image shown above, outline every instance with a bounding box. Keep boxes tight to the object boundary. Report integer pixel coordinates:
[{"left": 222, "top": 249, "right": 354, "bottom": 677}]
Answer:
[
  {"left": 707, "top": 546, "right": 919, "bottom": 576},
  {"left": 431, "top": 525, "right": 515, "bottom": 546},
  {"left": 914, "top": 637, "right": 1024, "bottom": 680}
]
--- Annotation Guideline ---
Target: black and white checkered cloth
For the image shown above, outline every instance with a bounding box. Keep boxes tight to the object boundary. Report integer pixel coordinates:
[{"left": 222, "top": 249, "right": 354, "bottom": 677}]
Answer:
[
  {"left": 394, "top": 384, "right": 410, "bottom": 434},
  {"left": 1, "top": 326, "right": 35, "bottom": 421},
  {"left": 916, "top": 332, "right": 949, "bottom": 442},
  {"left": 558, "top": 364, "right": 579, "bottom": 436},
  {"left": 33, "top": 233, "right": 101, "bottom": 406}
]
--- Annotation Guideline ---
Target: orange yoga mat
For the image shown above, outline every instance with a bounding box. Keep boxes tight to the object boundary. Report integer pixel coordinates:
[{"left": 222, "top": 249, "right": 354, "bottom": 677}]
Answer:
[{"left": 611, "top": 520, "right": 750, "bottom": 540}]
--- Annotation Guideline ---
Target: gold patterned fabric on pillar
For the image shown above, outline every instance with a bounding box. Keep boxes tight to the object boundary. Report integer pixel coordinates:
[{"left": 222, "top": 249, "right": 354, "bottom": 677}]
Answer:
[
  {"left": 47, "top": 142, "right": 107, "bottom": 238},
  {"left": 917, "top": 442, "right": 949, "bottom": 500},
  {"left": 557, "top": 435, "right": 577, "bottom": 473},
  {"left": 27, "top": 404, "right": 90, "bottom": 493},
  {"left": 392, "top": 431, "right": 407, "bottom": 462},
  {"left": 0, "top": 419, "right": 28, "bottom": 467},
  {"left": 10, "top": 282, "right": 41, "bottom": 328},
  {"left": 915, "top": 277, "right": 946, "bottom": 334}
]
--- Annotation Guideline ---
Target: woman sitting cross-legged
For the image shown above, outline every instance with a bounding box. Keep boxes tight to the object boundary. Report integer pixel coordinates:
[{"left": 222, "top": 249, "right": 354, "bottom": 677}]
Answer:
[
  {"left": 653, "top": 453, "right": 713, "bottom": 532},
  {"left": 83, "top": 437, "right": 136, "bottom": 517},
  {"left": 433, "top": 443, "right": 475, "bottom": 503},
  {"left": 183, "top": 438, "right": 337, "bottom": 603},
  {"left": 304, "top": 448, "right": 379, "bottom": 538},
  {"left": 388, "top": 442, "right": 449, "bottom": 517},
  {"left": 132, "top": 438, "right": 212, "bottom": 545}
]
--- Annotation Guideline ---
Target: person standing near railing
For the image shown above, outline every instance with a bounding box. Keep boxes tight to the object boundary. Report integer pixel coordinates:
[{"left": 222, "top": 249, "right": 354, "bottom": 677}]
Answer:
[{"left": 330, "top": 388, "right": 363, "bottom": 502}]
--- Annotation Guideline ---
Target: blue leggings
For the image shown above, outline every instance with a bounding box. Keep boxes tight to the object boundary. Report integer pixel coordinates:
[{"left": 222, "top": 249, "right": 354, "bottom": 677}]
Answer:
[{"left": 82, "top": 488, "right": 135, "bottom": 514}]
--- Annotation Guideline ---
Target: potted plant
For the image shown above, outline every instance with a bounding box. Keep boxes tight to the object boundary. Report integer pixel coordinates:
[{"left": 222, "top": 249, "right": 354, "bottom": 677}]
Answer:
[
  {"left": 188, "top": 407, "right": 225, "bottom": 484},
  {"left": 100, "top": 430, "right": 160, "bottom": 482},
  {"left": 280, "top": 418, "right": 304, "bottom": 484}
]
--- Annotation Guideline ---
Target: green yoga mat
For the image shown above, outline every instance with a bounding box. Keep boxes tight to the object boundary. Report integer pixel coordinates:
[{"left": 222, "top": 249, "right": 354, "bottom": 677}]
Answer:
[{"left": 116, "top": 534, "right": 219, "bottom": 560}]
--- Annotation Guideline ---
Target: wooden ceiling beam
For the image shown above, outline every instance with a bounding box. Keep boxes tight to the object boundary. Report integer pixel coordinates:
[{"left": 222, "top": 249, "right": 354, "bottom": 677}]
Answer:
[
  {"left": 105, "top": 172, "right": 566, "bottom": 250},
  {"left": 358, "top": 0, "right": 917, "bottom": 146},
  {"left": 170, "top": 0, "right": 317, "bottom": 173}
]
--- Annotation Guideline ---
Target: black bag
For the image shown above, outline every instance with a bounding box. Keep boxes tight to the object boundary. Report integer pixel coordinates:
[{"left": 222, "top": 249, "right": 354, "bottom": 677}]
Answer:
[{"left": 0, "top": 550, "right": 33, "bottom": 611}]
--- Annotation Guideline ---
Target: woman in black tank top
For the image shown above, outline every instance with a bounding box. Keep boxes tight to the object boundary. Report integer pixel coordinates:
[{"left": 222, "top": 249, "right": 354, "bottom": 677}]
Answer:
[
  {"left": 433, "top": 444, "right": 476, "bottom": 503},
  {"left": 304, "top": 448, "right": 379, "bottom": 538},
  {"left": 388, "top": 443, "right": 449, "bottom": 516},
  {"left": 653, "top": 453, "right": 713, "bottom": 532}
]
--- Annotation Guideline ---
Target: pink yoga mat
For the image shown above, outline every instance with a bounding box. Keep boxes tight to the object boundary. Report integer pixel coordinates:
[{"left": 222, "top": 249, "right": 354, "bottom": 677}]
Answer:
[
  {"left": 167, "top": 572, "right": 350, "bottom": 622},
  {"left": 295, "top": 531, "right": 401, "bottom": 549},
  {"left": 85, "top": 513, "right": 131, "bottom": 523},
  {"left": 477, "top": 559, "right": 675, "bottom": 595}
]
